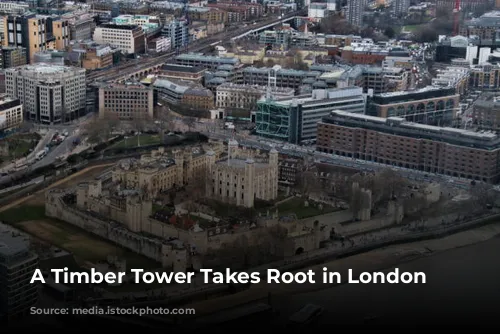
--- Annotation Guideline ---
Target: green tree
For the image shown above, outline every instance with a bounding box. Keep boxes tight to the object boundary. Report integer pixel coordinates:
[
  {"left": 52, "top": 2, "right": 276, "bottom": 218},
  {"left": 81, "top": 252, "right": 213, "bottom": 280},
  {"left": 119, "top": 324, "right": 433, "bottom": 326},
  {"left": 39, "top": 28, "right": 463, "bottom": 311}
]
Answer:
[{"left": 384, "top": 26, "right": 395, "bottom": 39}]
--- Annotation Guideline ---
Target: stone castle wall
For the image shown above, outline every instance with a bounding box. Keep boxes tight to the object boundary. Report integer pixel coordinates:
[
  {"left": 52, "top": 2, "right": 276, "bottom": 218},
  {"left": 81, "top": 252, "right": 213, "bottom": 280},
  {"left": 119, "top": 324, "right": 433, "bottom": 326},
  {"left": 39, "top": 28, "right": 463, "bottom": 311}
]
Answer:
[{"left": 45, "top": 190, "right": 173, "bottom": 268}]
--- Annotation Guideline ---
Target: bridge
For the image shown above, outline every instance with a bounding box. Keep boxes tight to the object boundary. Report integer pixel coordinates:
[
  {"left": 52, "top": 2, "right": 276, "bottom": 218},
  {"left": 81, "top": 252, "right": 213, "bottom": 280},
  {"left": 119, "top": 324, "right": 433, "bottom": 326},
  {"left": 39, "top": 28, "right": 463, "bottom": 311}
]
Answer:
[{"left": 231, "top": 15, "right": 305, "bottom": 40}]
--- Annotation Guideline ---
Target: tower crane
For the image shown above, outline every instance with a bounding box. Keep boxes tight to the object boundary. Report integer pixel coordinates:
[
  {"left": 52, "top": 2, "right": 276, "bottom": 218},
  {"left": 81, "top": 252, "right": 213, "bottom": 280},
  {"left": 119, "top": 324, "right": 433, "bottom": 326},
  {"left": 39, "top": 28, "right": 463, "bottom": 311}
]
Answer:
[{"left": 453, "top": 0, "right": 461, "bottom": 36}]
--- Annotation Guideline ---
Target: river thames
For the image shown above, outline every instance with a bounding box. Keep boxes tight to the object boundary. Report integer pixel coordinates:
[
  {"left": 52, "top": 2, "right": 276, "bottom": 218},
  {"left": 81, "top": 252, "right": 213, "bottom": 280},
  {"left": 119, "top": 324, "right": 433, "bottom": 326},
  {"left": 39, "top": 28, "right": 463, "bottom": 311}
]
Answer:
[{"left": 239, "top": 235, "right": 500, "bottom": 327}]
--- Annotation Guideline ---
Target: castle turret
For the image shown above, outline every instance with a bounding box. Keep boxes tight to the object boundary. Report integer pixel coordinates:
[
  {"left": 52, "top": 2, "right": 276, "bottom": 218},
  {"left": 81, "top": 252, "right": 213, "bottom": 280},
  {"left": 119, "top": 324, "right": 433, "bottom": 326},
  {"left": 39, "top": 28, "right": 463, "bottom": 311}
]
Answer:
[
  {"left": 244, "top": 158, "right": 255, "bottom": 207},
  {"left": 269, "top": 148, "right": 279, "bottom": 199},
  {"left": 174, "top": 150, "right": 184, "bottom": 186},
  {"left": 206, "top": 151, "right": 216, "bottom": 197},
  {"left": 228, "top": 139, "right": 239, "bottom": 159}
]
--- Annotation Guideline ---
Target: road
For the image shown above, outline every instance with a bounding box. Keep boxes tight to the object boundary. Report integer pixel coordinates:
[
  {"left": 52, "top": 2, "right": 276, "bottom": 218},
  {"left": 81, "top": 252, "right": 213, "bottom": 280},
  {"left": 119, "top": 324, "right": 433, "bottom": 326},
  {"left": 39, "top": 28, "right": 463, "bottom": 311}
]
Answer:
[
  {"left": 200, "top": 130, "right": 470, "bottom": 188},
  {"left": 176, "top": 118, "right": 470, "bottom": 189},
  {"left": 0, "top": 113, "right": 94, "bottom": 187}
]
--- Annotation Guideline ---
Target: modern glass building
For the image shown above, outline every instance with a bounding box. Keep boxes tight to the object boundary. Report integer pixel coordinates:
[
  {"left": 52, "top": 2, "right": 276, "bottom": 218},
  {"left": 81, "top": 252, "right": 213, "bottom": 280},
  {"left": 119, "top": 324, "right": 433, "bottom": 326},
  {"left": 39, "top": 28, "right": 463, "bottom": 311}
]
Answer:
[{"left": 255, "top": 87, "right": 366, "bottom": 144}]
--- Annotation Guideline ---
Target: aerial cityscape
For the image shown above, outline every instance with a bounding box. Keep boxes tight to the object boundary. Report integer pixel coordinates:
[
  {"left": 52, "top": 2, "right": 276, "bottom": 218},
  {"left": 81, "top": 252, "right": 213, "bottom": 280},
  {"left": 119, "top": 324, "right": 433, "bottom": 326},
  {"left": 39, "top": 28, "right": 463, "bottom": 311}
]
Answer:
[{"left": 1, "top": 0, "right": 500, "bottom": 330}]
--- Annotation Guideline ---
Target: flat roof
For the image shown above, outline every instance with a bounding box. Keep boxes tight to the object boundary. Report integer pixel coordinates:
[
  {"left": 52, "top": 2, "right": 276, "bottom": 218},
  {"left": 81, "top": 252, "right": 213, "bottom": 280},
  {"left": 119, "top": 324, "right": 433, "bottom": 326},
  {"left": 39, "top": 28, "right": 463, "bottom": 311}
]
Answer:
[
  {"left": 6, "top": 63, "right": 84, "bottom": 75},
  {"left": 325, "top": 110, "right": 498, "bottom": 141},
  {"left": 0, "top": 224, "right": 30, "bottom": 257}
]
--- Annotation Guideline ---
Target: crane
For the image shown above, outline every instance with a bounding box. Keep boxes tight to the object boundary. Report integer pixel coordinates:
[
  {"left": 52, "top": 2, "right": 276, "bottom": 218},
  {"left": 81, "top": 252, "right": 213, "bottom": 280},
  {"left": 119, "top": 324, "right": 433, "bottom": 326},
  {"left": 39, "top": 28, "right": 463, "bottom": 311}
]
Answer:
[{"left": 453, "top": 0, "right": 461, "bottom": 36}]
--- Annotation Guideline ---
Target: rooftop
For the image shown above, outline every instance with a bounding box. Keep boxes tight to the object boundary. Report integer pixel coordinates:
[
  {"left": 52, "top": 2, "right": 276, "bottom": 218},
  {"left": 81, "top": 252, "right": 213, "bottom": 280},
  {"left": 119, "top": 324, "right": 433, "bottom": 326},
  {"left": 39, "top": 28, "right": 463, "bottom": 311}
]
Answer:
[
  {"left": 161, "top": 63, "right": 206, "bottom": 73},
  {"left": 376, "top": 85, "right": 455, "bottom": 98},
  {"left": 5, "top": 63, "right": 84, "bottom": 75},
  {"left": 176, "top": 53, "right": 239, "bottom": 64},
  {"left": 0, "top": 224, "right": 30, "bottom": 258},
  {"left": 323, "top": 110, "right": 500, "bottom": 146},
  {"left": 99, "top": 82, "right": 151, "bottom": 90},
  {"left": 97, "top": 23, "right": 142, "bottom": 31}
]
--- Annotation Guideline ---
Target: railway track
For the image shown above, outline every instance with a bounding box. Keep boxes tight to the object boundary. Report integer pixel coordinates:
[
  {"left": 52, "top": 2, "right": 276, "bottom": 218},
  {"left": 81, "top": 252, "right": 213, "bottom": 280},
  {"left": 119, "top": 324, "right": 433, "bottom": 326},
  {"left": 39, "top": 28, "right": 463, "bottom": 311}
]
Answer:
[{"left": 85, "top": 11, "right": 304, "bottom": 83}]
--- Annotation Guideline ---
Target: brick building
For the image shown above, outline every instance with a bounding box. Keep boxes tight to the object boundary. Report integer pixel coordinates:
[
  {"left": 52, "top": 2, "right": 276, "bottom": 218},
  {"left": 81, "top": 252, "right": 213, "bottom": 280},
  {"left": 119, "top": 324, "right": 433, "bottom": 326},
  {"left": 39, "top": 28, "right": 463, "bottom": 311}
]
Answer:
[{"left": 317, "top": 110, "right": 500, "bottom": 183}]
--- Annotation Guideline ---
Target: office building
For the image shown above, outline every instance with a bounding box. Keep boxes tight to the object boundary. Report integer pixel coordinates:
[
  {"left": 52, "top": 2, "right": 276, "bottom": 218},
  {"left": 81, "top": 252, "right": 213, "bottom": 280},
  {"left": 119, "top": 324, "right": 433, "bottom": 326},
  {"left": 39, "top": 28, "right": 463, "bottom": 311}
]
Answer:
[
  {"left": 255, "top": 87, "right": 366, "bottom": 144},
  {"left": 0, "top": 46, "right": 26, "bottom": 68},
  {"left": 148, "top": 36, "right": 171, "bottom": 53},
  {"left": 162, "top": 20, "right": 188, "bottom": 50},
  {"left": 61, "top": 10, "right": 96, "bottom": 41},
  {"left": 367, "top": 86, "right": 460, "bottom": 126},
  {"left": 158, "top": 64, "right": 206, "bottom": 82},
  {"left": 472, "top": 93, "right": 500, "bottom": 130},
  {"left": 469, "top": 64, "right": 500, "bottom": 90},
  {"left": 393, "top": 0, "right": 410, "bottom": 16},
  {"left": 345, "top": 0, "right": 364, "bottom": 27},
  {"left": 5, "top": 64, "right": 86, "bottom": 124},
  {"left": 0, "top": 2, "right": 29, "bottom": 16},
  {"left": 98, "top": 83, "right": 154, "bottom": 120},
  {"left": 316, "top": 110, "right": 500, "bottom": 183},
  {"left": 1, "top": 14, "right": 69, "bottom": 63},
  {"left": 93, "top": 24, "right": 145, "bottom": 55},
  {"left": 216, "top": 83, "right": 294, "bottom": 111},
  {"left": 0, "top": 224, "right": 39, "bottom": 320},
  {"left": 153, "top": 78, "right": 214, "bottom": 111},
  {"left": 67, "top": 42, "right": 115, "bottom": 70},
  {"left": 175, "top": 53, "right": 240, "bottom": 71},
  {"left": 112, "top": 15, "right": 159, "bottom": 34},
  {"left": 0, "top": 94, "right": 22, "bottom": 135}
]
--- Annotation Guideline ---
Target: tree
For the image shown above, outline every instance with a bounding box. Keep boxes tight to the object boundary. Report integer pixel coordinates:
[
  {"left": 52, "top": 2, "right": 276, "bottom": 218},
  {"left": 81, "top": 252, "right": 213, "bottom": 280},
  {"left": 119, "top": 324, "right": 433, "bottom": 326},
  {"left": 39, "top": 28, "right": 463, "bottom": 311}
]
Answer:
[
  {"left": 470, "top": 182, "right": 498, "bottom": 208},
  {"left": 296, "top": 169, "right": 321, "bottom": 198},
  {"left": 316, "top": 14, "right": 359, "bottom": 35},
  {"left": 182, "top": 117, "right": 196, "bottom": 132},
  {"left": 156, "top": 106, "right": 175, "bottom": 141},
  {"left": 84, "top": 115, "right": 117, "bottom": 145},
  {"left": 384, "top": 27, "right": 395, "bottom": 39}
]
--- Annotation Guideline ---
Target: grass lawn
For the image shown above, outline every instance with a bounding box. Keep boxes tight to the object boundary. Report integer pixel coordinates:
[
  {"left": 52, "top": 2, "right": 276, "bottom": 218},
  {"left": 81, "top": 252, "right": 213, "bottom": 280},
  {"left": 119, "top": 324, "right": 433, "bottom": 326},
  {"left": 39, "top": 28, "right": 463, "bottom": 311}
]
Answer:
[
  {"left": 111, "top": 134, "right": 161, "bottom": 149},
  {"left": 276, "top": 197, "right": 338, "bottom": 219},
  {"left": 1, "top": 205, "right": 158, "bottom": 269},
  {"left": 1, "top": 205, "right": 46, "bottom": 222},
  {"left": 6, "top": 140, "right": 34, "bottom": 158},
  {"left": 403, "top": 25, "right": 422, "bottom": 32}
]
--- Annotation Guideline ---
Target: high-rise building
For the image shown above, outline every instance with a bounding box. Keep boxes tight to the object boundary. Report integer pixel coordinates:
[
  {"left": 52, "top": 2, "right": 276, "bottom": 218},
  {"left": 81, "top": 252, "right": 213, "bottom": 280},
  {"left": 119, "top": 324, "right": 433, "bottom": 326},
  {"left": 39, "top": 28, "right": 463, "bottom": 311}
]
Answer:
[
  {"left": 162, "top": 20, "right": 189, "bottom": 50},
  {"left": 5, "top": 64, "right": 86, "bottom": 124},
  {"left": 0, "top": 223, "right": 39, "bottom": 320},
  {"left": 93, "top": 24, "right": 145, "bottom": 55},
  {"left": 393, "top": 0, "right": 410, "bottom": 16},
  {"left": 345, "top": 0, "right": 363, "bottom": 27}
]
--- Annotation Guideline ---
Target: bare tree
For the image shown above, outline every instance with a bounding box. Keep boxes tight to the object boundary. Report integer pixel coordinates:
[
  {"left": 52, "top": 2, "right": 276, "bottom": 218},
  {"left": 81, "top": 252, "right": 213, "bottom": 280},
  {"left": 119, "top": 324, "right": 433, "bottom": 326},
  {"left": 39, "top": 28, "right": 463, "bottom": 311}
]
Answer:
[
  {"left": 84, "top": 114, "right": 118, "bottom": 145},
  {"left": 182, "top": 117, "right": 196, "bottom": 132},
  {"left": 155, "top": 107, "right": 175, "bottom": 141},
  {"left": 296, "top": 169, "right": 321, "bottom": 198},
  {"left": 185, "top": 166, "right": 207, "bottom": 202},
  {"left": 470, "top": 182, "right": 498, "bottom": 208}
]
